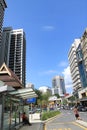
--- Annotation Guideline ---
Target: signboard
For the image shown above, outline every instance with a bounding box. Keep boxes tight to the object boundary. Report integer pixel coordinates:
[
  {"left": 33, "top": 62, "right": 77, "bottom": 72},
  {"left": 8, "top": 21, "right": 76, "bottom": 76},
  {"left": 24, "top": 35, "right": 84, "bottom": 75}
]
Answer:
[{"left": 26, "top": 98, "right": 36, "bottom": 103}]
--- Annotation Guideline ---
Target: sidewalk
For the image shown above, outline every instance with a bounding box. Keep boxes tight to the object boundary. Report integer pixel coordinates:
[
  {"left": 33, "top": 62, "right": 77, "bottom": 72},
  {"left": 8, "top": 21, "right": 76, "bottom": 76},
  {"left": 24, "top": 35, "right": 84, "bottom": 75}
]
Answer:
[
  {"left": 19, "top": 113, "right": 87, "bottom": 130},
  {"left": 76, "top": 112, "right": 87, "bottom": 128},
  {"left": 19, "top": 113, "right": 44, "bottom": 130},
  {"left": 19, "top": 119, "right": 87, "bottom": 130},
  {"left": 19, "top": 122, "right": 43, "bottom": 130}
]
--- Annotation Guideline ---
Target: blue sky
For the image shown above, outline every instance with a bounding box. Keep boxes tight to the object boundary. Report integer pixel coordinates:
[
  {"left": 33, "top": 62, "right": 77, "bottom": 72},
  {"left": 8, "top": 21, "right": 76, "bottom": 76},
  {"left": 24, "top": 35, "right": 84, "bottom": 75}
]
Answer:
[{"left": 4, "top": 0, "right": 87, "bottom": 93}]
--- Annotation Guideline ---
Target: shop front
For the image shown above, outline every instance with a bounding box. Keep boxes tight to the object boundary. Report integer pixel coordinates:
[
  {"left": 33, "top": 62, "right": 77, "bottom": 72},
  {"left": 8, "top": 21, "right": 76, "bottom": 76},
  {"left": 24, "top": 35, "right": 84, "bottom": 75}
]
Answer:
[{"left": 78, "top": 87, "right": 87, "bottom": 106}]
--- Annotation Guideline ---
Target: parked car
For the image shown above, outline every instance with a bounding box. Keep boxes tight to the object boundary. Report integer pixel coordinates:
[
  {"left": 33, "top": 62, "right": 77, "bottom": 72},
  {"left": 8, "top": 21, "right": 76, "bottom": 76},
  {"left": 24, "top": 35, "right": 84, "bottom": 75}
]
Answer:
[
  {"left": 77, "top": 105, "right": 86, "bottom": 112},
  {"left": 36, "top": 108, "right": 42, "bottom": 113},
  {"left": 70, "top": 106, "right": 75, "bottom": 110},
  {"left": 29, "top": 108, "right": 36, "bottom": 114}
]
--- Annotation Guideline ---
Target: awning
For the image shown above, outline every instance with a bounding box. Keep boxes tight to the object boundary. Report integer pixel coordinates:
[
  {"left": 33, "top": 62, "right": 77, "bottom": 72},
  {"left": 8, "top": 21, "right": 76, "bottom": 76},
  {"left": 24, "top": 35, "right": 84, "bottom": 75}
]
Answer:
[
  {"left": 9, "top": 87, "right": 38, "bottom": 100},
  {"left": 80, "top": 98, "right": 87, "bottom": 102}
]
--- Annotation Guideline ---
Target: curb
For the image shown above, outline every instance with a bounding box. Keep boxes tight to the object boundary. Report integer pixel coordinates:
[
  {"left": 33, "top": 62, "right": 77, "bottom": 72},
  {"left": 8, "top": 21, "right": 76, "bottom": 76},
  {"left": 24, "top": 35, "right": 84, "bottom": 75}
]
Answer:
[
  {"left": 76, "top": 120, "right": 87, "bottom": 128},
  {"left": 43, "top": 113, "right": 62, "bottom": 124},
  {"left": 30, "top": 120, "right": 43, "bottom": 123}
]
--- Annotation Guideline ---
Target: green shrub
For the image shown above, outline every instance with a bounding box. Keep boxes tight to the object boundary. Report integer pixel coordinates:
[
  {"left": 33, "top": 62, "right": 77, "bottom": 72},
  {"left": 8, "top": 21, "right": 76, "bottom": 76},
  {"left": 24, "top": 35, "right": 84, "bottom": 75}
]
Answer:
[{"left": 41, "top": 110, "right": 60, "bottom": 121}]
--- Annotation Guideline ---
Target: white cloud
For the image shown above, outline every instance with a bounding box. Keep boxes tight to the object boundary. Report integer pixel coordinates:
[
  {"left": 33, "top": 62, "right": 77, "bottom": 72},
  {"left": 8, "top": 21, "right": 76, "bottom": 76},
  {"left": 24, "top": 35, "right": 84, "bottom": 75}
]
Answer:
[
  {"left": 62, "top": 66, "right": 73, "bottom": 89},
  {"left": 58, "top": 61, "right": 68, "bottom": 67},
  {"left": 42, "top": 25, "right": 55, "bottom": 31}
]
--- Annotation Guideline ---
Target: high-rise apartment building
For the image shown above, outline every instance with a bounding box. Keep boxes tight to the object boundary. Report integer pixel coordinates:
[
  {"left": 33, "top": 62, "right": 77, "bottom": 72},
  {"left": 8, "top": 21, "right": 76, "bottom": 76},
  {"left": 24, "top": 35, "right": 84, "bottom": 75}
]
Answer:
[
  {"left": 52, "top": 75, "right": 66, "bottom": 96},
  {"left": 81, "top": 29, "right": 87, "bottom": 76},
  {"left": 68, "top": 30, "right": 87, "bottom": 100},
  {"left": 76, "top": 43, "right": 87, "bottom": 88},
  {"left": 68, "top": 39, "right": 82, "bottom": 93},
  {"left": 0, "top": 27, "right": 26, "bottom": 87},
  {"left": 0, "top": 0, "right": 7, "bottom": 44},
  {"left": 77, "top": 29, "right": 87, "bottom": 101}
]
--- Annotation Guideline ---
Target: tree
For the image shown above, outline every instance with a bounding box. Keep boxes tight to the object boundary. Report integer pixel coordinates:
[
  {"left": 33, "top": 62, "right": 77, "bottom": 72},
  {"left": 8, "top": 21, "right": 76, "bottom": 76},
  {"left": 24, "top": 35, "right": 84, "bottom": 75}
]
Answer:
[
  {"left": 35, "top": 89, "right": 51, "bottom": 107},
  {"left": 34, "top": 89, "right": 42, "bottom": 106},
  {"left": 62, "top": 99, "right": 68, "bottom": 105},
  {"left": 35, "top": 89, "right": 42, "bottom": 100},
  {"left": 54, "top": 94, "right": 60, "bottom": 98}
]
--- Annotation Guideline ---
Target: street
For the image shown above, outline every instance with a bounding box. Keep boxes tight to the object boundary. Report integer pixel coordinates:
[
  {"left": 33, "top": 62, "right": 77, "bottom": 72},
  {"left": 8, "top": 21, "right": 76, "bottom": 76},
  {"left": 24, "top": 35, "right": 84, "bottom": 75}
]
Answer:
[{"left": 44, "top": 110, "right": 87, "bottom": 130}]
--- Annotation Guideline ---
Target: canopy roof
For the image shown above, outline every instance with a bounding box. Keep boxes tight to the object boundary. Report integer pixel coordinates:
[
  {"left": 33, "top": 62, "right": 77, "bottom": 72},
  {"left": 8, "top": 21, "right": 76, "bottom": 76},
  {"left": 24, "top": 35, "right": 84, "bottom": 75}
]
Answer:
[
  {"left": 0, "top": 63, "right": 38, "bottom": 100},
  {"left": 0, "top": 84, "right": 37, "bottom": 100},
  {"left": 0, "top": 80, "right": 38, "bottom": 101},
  {"left": 0, "top": 85, "right": 15, "bottom": 93},
  {"left": 9, "top": 87, "right": 38, "bottom": 100}
]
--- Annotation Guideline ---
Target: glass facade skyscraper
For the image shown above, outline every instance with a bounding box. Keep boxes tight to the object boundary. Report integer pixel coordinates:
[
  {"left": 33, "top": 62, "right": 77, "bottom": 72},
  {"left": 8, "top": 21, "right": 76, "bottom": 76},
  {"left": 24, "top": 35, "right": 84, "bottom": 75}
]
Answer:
[{"left": 76, "top": 44, "right": 87, "bottom": 88}]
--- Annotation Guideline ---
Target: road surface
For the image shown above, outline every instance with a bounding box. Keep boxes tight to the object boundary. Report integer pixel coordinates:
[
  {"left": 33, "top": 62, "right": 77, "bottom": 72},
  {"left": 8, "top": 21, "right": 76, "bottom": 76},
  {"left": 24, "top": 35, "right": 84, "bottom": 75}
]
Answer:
[{"left": 44, "top": 110, "right": 87, "bottom": 130}]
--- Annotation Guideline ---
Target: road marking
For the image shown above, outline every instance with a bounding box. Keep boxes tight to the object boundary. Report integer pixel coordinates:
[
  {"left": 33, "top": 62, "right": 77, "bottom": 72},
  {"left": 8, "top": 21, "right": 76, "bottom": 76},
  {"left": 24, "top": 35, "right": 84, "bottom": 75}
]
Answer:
[
  {"left": 73, "top": 122, "right": 87, "bottom": 130},
  {"left": 64, "top": 128, "right": 71, "bottom": 130},
  {"left": 44, "top": 128, "right": 72, "bottom": 130},
  {"left": 44, "top": 122, "right": 73, "bottom": 130},
  {"left": 46, "top": 122, "right": 73, "bottom": 125},
  {"left": 44, "top": 123, "right": 46, "bottom": 130}
]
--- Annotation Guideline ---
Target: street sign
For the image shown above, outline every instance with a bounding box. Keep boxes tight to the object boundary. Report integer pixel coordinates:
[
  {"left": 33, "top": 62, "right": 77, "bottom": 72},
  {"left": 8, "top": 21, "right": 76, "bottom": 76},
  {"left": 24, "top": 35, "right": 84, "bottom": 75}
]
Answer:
[{"left": 26, "top": 97, "right": 36, "bottom": 103}]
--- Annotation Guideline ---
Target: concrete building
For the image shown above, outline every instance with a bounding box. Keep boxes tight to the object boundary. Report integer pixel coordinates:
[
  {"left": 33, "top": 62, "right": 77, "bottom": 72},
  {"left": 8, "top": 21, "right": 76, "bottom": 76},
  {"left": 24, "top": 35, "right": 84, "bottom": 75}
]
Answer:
[
  {"left": 81, "top": 28, "right": 87, "bottom": 80},
  {"left": 76, "top": 43, "right": 87, "bottom": 88},
  {"left": 68, "top": 31, "right": 87, "bottom": 100},
  {"left": 77, "top": 28, "right": 87, "bottom": 105},
  {"left": 0, "top": 27, "right": 26, "bottom": 87},
  {"left": 26, "top": 83, "right": 34, "bottom": 89},
  {"left": 0, "top": 0, "right": 7, "bottom": 44},
  {"left": 39, "top": 86, "right": 52, "bottom": 94},
  {"left": 52, "top": 75, "right": 66, "bottom": 96},
  {"left": 68, "top": 39, "right": 82, "bottom": 95}
]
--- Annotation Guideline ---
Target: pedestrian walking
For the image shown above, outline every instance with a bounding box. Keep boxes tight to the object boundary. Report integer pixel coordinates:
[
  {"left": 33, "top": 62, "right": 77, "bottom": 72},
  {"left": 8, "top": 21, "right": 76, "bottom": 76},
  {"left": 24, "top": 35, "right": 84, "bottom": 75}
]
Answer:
[{"left": 73, "top": 106, "right": 82, "bottom": 120}]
